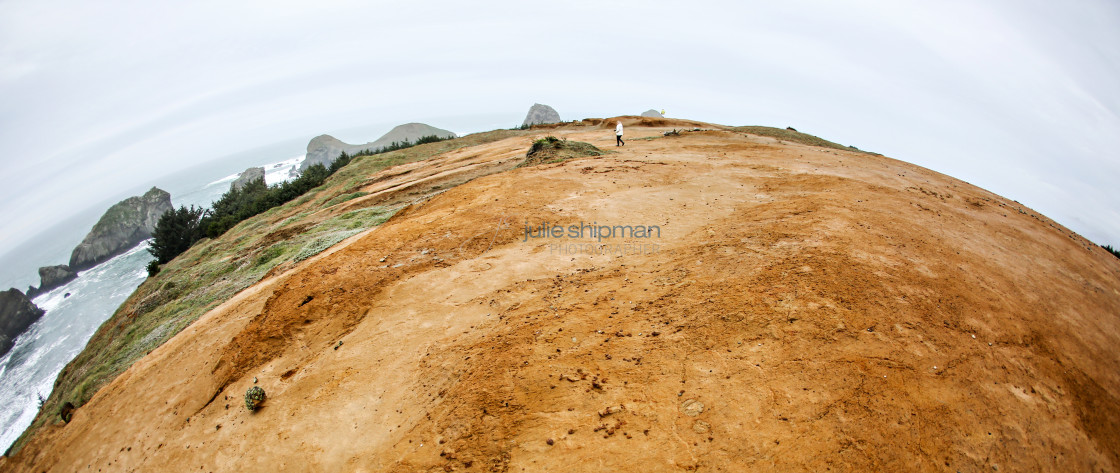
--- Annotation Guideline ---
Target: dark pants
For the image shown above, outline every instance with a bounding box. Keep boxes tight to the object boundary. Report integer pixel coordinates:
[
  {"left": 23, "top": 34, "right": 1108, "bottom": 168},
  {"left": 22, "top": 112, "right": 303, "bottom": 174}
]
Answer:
[{"left": 616, "top": 134, "right": 624, "bottom": 146}]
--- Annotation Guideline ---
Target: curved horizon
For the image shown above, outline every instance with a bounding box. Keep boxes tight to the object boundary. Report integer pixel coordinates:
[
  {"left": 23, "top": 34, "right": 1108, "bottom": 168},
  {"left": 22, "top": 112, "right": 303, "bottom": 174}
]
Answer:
[{"left": 2, "top": 0, "right": 1118, "bottom": 278}]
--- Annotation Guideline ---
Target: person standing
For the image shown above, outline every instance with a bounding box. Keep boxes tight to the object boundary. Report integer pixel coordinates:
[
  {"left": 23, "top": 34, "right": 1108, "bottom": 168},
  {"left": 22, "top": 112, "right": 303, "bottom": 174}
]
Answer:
[{"left": 615, "top": 121, "right": 625, "bottom": 147}]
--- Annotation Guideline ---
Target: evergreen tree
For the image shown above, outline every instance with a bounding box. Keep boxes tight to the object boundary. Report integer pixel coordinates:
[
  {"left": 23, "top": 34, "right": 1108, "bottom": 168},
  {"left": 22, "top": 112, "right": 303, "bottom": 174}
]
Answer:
[{"left": 148, "top": 205, "right": 206, "bottom": 264}]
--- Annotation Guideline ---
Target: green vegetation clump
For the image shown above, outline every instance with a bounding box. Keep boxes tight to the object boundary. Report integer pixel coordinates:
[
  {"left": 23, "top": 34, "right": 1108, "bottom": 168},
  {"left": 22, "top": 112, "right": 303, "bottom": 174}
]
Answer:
[
  {"left": 245, "top": 386, "right": 266, "bottom": 411},
  {"left": 1104, "top": 245, "right": 1120, "bottom": 259},
  {"left": 730, "top": 126, "right": 880, "bottom": 155},
  {"left": 146, "top": 260, "right": 161, "bottom": 277},
  {"left": 254, "top": 244, "right": 287, "bottom": 267},
  {"left": 520, "top": 136, "right": 604, "bottom": 167}
]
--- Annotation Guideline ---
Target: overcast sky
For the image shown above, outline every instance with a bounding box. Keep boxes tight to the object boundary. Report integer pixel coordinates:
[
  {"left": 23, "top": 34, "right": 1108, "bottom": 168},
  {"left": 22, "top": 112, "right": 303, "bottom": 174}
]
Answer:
[{"left": 2, "top": 0, "right": 1118, "bottom": 264}]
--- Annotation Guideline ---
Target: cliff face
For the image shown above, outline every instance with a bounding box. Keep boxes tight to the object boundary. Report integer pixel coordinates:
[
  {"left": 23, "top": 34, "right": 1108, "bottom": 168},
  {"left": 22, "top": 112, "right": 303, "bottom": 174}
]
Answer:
[
  {"left": 297, "top": 123, "right": 457, "bottom": 174},
  {"left": 230, "top": 167, "right": 266, "bottom": 192},
  {"left": 0, "top": 288, "right": 45, "bottom": 357},
  {"left": 26, "top": 265, "right": 78, "bottom": 299},
  {"left": 522, "top": 103, "right": 561, "bottom": 126},
  {"left": 68, "top": 187, "right": 173, "bottom": 271}
]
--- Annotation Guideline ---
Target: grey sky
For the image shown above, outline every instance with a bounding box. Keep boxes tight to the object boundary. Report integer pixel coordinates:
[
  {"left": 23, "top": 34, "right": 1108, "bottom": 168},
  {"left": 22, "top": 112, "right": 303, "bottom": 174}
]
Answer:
[{"left": 2, "top": 0, "right": 1118, "bottom": 264}]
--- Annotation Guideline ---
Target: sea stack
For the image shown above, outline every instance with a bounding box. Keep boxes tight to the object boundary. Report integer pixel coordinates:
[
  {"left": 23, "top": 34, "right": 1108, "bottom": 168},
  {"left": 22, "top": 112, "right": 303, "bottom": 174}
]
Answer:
[
  {"left": 0, "top": 288, "right": 45, "bottom": 357},
  {"left": 231, "top": 167, "right": 266, "bottom": 191},
  {"left": 522, "top": 103, "right": 561, "bottom": 126},
  {"left": 69, "top": 187, "right": 173, "bottom": 271},
  {"left": 26, "top": 265, "right": 78, "bottom": 298}
]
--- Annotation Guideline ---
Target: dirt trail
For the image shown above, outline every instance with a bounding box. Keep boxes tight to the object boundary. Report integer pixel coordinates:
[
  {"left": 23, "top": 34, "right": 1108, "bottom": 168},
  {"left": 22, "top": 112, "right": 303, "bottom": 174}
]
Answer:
[{"left": 5, "top": 123, "right": 1120, "bottom": 472}]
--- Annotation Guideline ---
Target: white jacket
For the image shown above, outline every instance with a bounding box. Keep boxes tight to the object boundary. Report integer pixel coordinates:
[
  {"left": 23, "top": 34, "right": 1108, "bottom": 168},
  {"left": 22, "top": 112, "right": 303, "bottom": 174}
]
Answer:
[{"left": 615, "top": 123, "right": 623, "bottom": 136}]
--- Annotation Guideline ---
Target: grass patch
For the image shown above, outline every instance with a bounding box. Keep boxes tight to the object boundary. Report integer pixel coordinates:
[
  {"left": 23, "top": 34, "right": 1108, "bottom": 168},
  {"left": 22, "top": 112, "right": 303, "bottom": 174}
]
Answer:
[
  {"left": 294, "top": 231, "right": 363, "bottom": 262},
  {"left": 324, "top": 191, "right": 369, "bottom": 208},
  {"left": 730, "top": 126, "right": 880, "bottom": 155},
  {"left": 255, "top": 244, "right": 287, "bottom": 267}
]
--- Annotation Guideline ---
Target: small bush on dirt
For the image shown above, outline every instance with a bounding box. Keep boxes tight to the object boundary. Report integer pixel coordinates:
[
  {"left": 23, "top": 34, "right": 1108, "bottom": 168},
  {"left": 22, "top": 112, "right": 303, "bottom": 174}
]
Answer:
[
  {"left": 521, "top": 137, "right": 602, "bottom": 167},
  {"left": 245, "top": 386, "right": 266, "bottom": 411},
  {"left": 1104, "top": 245, "right": 1120, "bottom": 259}
]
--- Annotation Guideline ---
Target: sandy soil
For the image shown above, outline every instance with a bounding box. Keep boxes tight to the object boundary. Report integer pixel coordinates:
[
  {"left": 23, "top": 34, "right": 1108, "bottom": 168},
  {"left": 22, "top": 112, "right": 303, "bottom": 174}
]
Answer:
[{"left": 4, "top": 119, "right": 1120, "bottom": 472}]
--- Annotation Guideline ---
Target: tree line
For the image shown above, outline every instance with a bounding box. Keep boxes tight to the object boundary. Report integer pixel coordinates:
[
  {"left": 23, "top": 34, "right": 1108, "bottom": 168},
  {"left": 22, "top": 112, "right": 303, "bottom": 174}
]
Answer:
[{"left": 146, "top": 134, "right": 451, "bottom": 275}]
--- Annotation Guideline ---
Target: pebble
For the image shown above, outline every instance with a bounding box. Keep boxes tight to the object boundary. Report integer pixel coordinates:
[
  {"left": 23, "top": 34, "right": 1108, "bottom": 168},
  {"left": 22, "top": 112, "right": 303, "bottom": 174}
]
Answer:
[
  {"left": 681, "top": 399, "right": 704, "bottom": 417},
  {"left": 692, "top": 420, "right": 711, "bottom": 433}
]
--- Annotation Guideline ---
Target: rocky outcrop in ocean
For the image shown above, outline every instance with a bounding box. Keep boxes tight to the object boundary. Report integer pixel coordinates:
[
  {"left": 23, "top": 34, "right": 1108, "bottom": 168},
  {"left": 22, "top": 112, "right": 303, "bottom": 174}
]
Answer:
[
  {"left": 522, "top": 103, "right": 561, "bottom": 126},
  {"left": 231, "top": 167, "right": 266, "bottom": 191},
  {"left": 0, "top": 288, "right": 45, "bottom": 357},
  {"left": 297, "top": 123, "right": 456, "bottom": 175},
  {"left": 26, "top": 265, "right": 78, "bottom": 299},
  {"left": 68, "top": 187, "right": 173, "bottom": 271}
]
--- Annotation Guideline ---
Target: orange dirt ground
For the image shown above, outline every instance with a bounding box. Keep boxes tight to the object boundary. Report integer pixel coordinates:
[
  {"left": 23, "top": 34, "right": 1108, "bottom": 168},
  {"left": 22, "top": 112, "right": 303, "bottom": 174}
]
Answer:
[{"left": 4, "top": 120, "right": 1120, "bottom": 472}]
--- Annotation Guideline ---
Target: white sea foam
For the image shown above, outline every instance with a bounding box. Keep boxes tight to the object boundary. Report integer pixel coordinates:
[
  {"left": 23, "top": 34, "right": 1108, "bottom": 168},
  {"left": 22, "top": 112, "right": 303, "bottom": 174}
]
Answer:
[
  {"left": 265, "top": 155, "right": 305, "bottom": 185},
  {"left": 205, "top": 172, "right": 240, "bottom": 188},
  {"left": 204, "top": 154, "right": 304, "bottom": 189}
]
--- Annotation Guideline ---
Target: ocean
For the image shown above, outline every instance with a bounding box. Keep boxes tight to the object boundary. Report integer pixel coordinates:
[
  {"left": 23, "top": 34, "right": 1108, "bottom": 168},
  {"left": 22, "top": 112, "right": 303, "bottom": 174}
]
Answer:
[{"left": 0, "top": 153, "right": 304, "bottom": 452}]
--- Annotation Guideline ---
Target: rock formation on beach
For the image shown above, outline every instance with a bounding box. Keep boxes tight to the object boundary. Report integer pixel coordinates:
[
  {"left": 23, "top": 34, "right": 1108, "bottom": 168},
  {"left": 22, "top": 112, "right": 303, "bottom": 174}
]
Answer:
[
  {"left": 522, "top": 103, "right": 561, "bottom": 126},
  {"left": 26, "top": 265, "right": 78, "bottom": 299},
  {"left": 231, "top": 167, "right": 266, "bottom": 191},
  {"left": 68, "top": 187, "right": 173, "bottom": 271},
  {"left": 0, "top": 288, "right": 45, "bottom": 357},
  {"left": 297, "top": 123, "right": 456, "bottom": 174},
  {"left": 641, "top": 109, "right": 664, "bottom": 118}
]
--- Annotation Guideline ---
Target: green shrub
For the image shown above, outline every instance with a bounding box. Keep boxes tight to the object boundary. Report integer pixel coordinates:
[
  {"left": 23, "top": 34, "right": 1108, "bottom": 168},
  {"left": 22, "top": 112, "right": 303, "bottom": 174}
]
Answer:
[
  {"left": 245, "top": 386, "right": 266, "bottom": 411},
  {"left": 146, "top": 260, "right": 161, "bottom": 277},
  {"left": 1104, "top": 245, "right": 1120, "bottom": 259}
]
